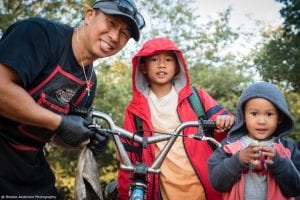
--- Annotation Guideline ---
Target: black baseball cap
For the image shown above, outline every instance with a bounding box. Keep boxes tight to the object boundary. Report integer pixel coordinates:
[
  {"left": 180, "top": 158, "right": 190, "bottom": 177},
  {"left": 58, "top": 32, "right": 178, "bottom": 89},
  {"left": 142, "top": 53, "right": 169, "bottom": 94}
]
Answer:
[{"left": 92, "top": 0, "right": 145, "bottom": 41}]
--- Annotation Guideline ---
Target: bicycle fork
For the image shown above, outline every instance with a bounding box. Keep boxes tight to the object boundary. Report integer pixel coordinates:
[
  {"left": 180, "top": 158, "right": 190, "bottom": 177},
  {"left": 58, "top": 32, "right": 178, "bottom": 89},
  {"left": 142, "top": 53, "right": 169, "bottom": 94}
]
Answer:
[{"left": 129, "top": 163, "right": 148, "bottom": 200}]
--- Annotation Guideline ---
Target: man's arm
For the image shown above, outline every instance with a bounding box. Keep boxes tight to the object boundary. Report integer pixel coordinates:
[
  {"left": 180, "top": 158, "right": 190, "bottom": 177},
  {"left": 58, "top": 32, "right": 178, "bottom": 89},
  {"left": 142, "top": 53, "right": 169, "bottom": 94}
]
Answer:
[{"left": 0, "top": 63, "right": 61, "bottom": 130}]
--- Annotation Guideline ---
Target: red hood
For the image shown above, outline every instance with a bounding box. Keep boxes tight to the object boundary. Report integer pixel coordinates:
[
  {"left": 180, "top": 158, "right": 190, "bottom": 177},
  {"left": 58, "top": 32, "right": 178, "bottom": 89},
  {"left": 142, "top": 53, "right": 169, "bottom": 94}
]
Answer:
[{"left": 131, "top": 37, "right": 191, "bottom": 99}]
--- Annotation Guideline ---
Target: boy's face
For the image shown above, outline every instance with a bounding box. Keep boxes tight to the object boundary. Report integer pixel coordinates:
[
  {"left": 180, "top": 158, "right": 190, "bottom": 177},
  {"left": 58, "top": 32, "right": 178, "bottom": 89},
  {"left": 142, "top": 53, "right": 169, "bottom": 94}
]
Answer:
[
  {"left": 244, "top": 98, "right": 280, "bottom": 141},
  {"left": 141, "top": 52, "right": 178, "bottom": 88}
]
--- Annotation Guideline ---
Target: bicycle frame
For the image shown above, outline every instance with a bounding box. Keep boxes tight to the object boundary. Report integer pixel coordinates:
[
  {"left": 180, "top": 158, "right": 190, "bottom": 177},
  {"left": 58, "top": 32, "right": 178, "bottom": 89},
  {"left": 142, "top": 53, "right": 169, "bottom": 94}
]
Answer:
[{"left": 89, "top": 111, "right": 221, "bottom": 200}]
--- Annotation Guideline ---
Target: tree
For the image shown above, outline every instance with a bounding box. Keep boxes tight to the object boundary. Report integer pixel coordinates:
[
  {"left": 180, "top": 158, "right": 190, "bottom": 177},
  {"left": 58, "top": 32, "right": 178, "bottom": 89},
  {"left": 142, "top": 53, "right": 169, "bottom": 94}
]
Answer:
[
  {"left": 277, "top": 0, "right": 300, "bottom": 34},
  {"left": 254, "top": 0, "right": 300, "bottom": 92},
  {"left": 93, "top": 60, "right": 132, "bottom": 125},
  {"left": 254, "top": 28, "right": 300, "bottom": 90},
  {"left": 253, "top": 0, "right": 300, "bottom": 146},
  {"left": 0, "top": 0, "right": 91, "bottom": 36},
  {"left": 187, "top": 9, "right": 253, "bottom": 113}
]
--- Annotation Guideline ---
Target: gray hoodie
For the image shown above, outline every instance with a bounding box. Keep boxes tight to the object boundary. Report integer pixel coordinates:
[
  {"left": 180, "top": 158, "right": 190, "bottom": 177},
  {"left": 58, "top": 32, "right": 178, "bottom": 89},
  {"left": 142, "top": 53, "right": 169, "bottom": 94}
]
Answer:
[
  {"left": 228, "top": 81, "right": 294, "bottom": 143},
  {"left": 208, "top": 81, "right": 300, "bottom": 198}
]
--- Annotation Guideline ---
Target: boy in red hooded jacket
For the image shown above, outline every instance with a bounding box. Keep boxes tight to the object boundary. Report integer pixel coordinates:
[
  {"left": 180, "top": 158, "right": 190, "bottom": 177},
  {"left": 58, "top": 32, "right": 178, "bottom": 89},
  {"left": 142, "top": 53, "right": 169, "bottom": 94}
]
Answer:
[{"left": 117, "top": 37, "right": 235, "bottom": 200}]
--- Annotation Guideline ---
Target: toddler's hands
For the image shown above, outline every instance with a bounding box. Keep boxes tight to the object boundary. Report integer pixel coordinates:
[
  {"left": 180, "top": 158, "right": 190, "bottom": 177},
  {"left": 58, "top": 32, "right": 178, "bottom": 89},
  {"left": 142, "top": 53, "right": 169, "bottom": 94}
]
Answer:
[
  {"left": 215, "top": 115, "right": 235, "bottom": 132},
  {"left": 239, "top": 143, "right": 261, "bottom": 166},
  {"left": 259, "top": 145, "right": 276, "bottom": 165}
]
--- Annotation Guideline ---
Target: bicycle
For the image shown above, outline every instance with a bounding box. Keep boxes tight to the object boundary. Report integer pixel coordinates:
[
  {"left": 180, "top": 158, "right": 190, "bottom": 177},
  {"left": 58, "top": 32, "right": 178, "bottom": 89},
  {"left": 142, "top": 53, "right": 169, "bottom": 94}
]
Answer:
[{"left": 84, "top": 110, "right": 221, "bottom": 200}]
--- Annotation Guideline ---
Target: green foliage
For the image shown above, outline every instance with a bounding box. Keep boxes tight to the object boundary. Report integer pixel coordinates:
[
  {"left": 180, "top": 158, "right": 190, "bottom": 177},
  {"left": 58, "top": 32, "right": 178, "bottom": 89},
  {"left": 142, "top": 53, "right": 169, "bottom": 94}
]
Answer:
[
  {"left": 253, "top": 0, "right": 300, "bottom": 142},
  {"left": 45, "top": 144, "right": 78, "bottom": 199},
  {"left": 93, "top": 60, "right": 132, "bottom": 125},
  {"left": 276, "top": 0, "right": 300, "bottom": 34},
  {"left": 254, "top": 0, "right": 300, "bottom": 92},
  {"left": 187, "top": 8, "right": 253, "bottom": 114},
  {"left": 190, "top": 64, "right": 251, "bottom": 114},
  {"left": 282, "top": 88, "right": 300, "bottom": 146},
  {"left": 254, "top": 27, "right": 300, "bottom": 91},
  {"left": 0, "top": 0, "right": 91, "bottom": 35}
]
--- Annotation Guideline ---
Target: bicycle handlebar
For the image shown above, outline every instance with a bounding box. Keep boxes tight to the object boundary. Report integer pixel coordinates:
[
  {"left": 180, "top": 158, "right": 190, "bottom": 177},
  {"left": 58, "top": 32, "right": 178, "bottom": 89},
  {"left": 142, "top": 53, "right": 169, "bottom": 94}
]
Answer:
[{"left": 89, "top": 111, "right": 221, "bottom": 173}]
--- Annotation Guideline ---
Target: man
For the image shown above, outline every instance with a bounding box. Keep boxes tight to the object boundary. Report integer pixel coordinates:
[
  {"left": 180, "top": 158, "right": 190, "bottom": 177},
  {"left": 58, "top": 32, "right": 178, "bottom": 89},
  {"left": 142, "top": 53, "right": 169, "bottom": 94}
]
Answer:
[{"left": 0, "top": 0, "right": 145, "bottom": 197}]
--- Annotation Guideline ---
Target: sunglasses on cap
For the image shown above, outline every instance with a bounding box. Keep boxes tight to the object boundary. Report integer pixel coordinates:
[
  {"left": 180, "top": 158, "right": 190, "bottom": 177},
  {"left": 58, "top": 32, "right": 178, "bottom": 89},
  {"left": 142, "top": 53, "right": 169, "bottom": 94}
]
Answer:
[{"left": 93, "top": 0, "right": 145, "bottom": 30}]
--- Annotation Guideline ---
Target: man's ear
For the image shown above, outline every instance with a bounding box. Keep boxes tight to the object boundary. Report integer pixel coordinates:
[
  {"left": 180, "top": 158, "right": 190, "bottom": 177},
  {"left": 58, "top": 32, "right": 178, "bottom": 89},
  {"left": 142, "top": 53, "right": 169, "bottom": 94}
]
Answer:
[{"left": 84, "top": 6, "right": 96, "bottom": 22}]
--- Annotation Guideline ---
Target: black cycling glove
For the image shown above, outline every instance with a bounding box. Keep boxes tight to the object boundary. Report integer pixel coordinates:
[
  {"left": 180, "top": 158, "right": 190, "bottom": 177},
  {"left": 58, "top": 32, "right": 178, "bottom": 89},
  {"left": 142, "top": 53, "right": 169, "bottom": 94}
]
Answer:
[
  {"left": 88, "top": 128, "right": 110, "bottom": 155},
  {"left": 54, "top": 115, "right": 93, "bottom": 147}
]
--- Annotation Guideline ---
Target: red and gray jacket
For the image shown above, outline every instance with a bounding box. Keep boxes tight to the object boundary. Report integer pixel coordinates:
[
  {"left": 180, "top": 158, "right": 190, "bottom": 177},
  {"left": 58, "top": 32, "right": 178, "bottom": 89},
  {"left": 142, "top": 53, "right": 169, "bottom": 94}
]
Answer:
[
  {"left": 117, "top": 37, "right": 232, "bottom": 200},
  {"left": 222, "top": 141, "right": 295, "bottom": 200}
]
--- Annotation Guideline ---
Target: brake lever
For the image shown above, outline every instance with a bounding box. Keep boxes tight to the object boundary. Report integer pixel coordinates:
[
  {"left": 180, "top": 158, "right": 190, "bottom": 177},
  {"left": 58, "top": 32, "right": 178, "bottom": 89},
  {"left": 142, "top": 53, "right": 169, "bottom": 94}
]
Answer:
[
  {"left": 188, "top": 134, "right": 205, "bottom": 141},
  {"left": 88, "top": 124, "right": 117, "bottom": 136},
  {"left": 189, "top": 119, "right": 206, "bottom": 140}
]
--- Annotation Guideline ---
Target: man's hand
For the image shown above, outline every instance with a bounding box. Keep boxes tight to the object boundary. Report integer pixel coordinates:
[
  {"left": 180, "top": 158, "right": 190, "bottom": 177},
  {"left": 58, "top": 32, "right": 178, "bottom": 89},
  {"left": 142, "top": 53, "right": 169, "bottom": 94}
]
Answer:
[
  {"left": 54, "top": 115, "right": 93, "bottom": 147},
  {"left": 88, "top": 128, "right": 110, "bottom": 156}
]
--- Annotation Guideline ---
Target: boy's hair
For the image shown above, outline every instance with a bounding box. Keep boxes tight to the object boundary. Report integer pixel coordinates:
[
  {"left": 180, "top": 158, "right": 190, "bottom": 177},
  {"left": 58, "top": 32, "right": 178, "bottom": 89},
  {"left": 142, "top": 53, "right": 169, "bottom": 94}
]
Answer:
[{"left": 140, "top": 51, "right": 177, "bottom": 62}]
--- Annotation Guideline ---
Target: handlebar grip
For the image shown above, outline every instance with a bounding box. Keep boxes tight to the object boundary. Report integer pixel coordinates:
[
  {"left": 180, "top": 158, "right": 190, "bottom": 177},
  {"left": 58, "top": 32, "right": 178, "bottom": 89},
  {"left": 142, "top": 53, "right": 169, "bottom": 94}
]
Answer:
[
  {"left": 69, "top": 107, "right": 94, "bottom": 119},
  {"left": 201, "top": 120, "right": 216, "bottom": 129}
]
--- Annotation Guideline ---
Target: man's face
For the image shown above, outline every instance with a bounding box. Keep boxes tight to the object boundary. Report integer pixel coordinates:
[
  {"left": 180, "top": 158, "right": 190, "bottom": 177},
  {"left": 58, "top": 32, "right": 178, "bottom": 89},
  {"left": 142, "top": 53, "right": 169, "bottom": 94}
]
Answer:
[{"left": 84, "top": 9, "right": 132, "bottom": 58}]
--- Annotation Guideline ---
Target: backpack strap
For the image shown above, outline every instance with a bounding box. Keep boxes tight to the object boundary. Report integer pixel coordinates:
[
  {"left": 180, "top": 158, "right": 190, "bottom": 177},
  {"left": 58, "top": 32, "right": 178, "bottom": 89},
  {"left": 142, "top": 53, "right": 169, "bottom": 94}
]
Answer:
[
  {"left": 188, "top": 86, "right": 206, "bottom": 120},
  {"left": 188, "top": 86, "right": 216, "bottom": 150},
  {"left": 123, "top": 115, "right": 144, "bottom": 155},
  {"left": 134, "top": 115, "right": 143, "bottom": 137},
  {"left": 134, "top": 116, "right": 148, "bottom": 149}
]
